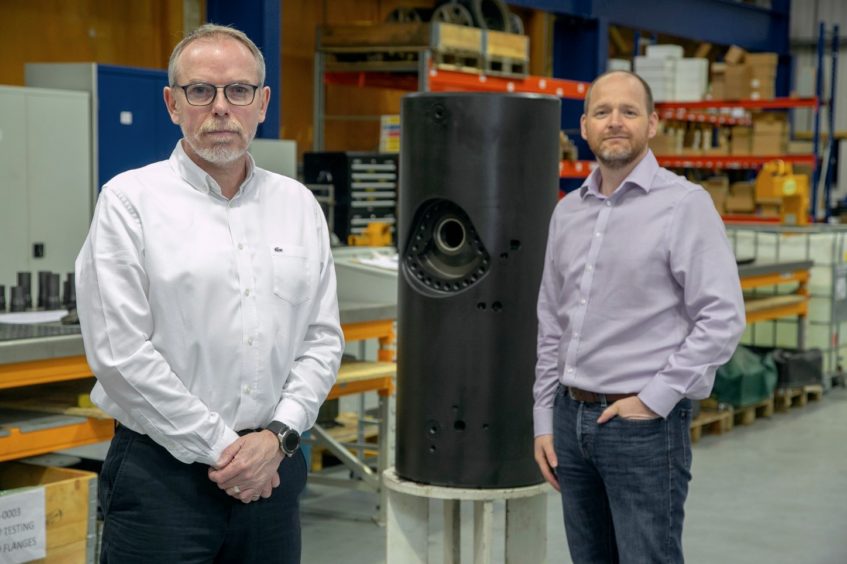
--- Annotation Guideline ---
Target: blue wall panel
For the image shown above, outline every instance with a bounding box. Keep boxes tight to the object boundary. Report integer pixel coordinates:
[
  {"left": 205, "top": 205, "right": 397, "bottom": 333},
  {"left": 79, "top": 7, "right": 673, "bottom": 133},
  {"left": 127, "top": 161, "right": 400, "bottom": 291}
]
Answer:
[{"left": 206, "top": 0, "right": 281, "bottom": 139}]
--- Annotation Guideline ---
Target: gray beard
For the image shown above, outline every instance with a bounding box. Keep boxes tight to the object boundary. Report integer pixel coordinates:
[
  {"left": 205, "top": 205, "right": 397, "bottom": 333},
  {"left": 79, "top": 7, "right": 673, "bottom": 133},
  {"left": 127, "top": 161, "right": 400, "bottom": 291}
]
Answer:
[{"left": 191, "top": 141, "right": 245, "bottom": 164}]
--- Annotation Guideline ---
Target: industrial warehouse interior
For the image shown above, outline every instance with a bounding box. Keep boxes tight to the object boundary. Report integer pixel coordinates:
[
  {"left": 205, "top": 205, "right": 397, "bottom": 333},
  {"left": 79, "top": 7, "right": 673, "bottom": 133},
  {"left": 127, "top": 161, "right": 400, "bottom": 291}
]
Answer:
[{"left": 1, "top": 1, "right": 846, "bottom": 563}]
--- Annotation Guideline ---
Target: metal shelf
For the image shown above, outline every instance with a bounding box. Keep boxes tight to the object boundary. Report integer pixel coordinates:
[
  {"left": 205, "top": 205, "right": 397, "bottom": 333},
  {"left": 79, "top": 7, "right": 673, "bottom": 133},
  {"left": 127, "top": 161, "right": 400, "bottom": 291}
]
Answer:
[
  {"left": 658, "top": 109, "right": 751, "bottom": 126},
  {"left": 656, "top": 154, "right": 816, "bottom": 169},
  {"left": 427, "top": 67, "right": 588, "bottom": 98},
  {"left": 655, "top": 97, "right": 818, "bottom": 111},
  {"left": 559, "top": 160, "right": 595, "bottom": 178}
]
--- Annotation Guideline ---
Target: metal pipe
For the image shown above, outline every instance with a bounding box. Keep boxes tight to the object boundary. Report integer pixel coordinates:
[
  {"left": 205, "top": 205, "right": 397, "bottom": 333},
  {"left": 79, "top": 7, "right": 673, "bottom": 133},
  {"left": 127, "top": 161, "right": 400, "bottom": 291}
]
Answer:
[
  {"left": 825, "top": 24, "right": 839, "bottom": 221},
  {"left": 812, "top": 22, "right": 825, "bottom": 220}
]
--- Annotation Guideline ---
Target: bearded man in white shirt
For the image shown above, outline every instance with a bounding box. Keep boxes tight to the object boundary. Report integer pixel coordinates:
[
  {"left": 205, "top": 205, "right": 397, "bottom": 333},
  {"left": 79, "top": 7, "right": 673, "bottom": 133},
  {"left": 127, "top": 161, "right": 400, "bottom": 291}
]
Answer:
[{"left": 76, "top": 24, "right": 344, "bottom": 563}]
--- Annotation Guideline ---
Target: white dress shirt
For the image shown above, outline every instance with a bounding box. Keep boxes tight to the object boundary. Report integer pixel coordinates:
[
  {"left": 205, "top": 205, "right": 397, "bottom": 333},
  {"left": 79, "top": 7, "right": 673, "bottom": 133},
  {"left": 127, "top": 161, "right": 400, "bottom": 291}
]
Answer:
[
  {"left": 534, "top": 151, "right": 745, "bottom": 435},
  {"left": 76, "top": 141, "right": 344, "bottom": 466}
]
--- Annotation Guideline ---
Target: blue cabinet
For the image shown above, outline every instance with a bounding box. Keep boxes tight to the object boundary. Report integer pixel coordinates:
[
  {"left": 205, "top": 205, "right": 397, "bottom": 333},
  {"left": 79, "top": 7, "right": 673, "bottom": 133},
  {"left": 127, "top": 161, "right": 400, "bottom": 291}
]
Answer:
[{"left": 96, "top": 65, "right": 181, "bottom": 188}]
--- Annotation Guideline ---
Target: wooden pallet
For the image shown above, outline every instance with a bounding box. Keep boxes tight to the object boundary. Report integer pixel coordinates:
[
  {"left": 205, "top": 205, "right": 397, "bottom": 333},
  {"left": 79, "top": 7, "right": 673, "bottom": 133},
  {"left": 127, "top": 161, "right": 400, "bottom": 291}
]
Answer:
[
  {"left": 433, "top": 50, "right": 482, "bottom": 74},
  {"left": 733, "top": 396, "right": 775, "bottom": 425},
  {"left": 309, "top": 412, "right": 379, "bottom": 472},
  {"left": 690, "top": 409, "right": 733, "bottom": 443},
  {"left": 485, "top": 55, "right": 528, "bottom": 76},
  {"left": 774, "top": 384, "right": 824, "bottom": 411}
]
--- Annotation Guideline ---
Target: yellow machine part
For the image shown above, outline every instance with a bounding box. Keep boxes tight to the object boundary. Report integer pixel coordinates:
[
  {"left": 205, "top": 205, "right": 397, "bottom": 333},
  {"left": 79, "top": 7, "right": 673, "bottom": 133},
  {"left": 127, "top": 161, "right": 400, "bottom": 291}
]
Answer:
[
  {"left": 755, "top": 160, "right": 810, "bottom": 225},
  {"left": 348, "top": 222, "right": 393, "bottom": 246}
]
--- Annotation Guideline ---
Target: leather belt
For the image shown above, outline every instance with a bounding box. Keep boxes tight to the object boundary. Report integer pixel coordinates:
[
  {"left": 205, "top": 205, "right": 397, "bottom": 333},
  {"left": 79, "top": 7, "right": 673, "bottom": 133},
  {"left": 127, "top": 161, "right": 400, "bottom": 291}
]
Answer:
[{"left": 567, "top": 386, "right": 637, "bottom": 404}]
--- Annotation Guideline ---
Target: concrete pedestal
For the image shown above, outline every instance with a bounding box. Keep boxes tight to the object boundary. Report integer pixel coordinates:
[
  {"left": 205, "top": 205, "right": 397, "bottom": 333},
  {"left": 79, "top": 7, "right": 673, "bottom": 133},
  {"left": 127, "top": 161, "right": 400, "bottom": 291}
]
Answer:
[{"left": 383, "top": 468, "right": 549, "bottom": 564}]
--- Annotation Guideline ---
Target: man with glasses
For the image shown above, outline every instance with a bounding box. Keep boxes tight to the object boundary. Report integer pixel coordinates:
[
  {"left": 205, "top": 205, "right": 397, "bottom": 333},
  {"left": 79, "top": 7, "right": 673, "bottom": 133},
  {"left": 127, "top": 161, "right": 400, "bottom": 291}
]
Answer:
[{"left": 76, "top": 23, "right": 343, "bottom": 563}]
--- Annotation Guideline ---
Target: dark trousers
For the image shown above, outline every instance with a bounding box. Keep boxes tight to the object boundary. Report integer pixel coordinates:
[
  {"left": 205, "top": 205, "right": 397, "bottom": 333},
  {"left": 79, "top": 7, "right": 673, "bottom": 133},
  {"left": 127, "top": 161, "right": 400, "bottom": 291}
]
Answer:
[
  {"left": 553, "top": 387, "right": 693, "bottom": 564},
  {"left": 99, "top": 425, "right": 307, "bottom": 563}
]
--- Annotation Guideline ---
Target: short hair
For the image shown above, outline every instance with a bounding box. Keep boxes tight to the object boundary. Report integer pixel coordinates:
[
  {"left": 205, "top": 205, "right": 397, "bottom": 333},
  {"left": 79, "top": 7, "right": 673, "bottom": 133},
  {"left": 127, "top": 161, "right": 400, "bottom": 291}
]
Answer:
[
  {"left": 583, "top": 70, "right": 655, "bottom": 114},
  {"left": 168, "top": 23, "right": 266, "bottom": 87}
]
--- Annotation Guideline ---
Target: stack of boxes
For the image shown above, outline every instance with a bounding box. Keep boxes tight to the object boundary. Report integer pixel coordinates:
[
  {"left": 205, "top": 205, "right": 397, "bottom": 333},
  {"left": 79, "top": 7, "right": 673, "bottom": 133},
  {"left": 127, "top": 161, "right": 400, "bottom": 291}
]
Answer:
[
  {"left": 720, "top": 46, "right": 779, "bottom": 100},
  {"left": 634, "top": 44, "right": 709, "bottom": 102},
  {"left": 730, "top": 113, "right": 788, "bottom": 156},
  {"left": 702, "top": 176, "right": 757, "bottom": 215}
]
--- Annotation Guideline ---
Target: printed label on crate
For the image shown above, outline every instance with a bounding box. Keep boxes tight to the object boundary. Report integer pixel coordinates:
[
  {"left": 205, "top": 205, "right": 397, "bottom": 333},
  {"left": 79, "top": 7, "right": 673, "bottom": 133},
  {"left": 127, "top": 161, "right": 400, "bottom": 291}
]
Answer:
[{"left": 0, "top": 487, "right": 46, "bottom": 563}]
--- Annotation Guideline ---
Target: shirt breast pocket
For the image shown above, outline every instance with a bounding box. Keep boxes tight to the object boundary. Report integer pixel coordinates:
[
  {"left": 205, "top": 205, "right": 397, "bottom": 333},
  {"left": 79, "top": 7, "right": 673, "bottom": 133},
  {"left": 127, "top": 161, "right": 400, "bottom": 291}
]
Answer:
[{"left": 271, "top": 245, "right": 318, "bottom": 305}]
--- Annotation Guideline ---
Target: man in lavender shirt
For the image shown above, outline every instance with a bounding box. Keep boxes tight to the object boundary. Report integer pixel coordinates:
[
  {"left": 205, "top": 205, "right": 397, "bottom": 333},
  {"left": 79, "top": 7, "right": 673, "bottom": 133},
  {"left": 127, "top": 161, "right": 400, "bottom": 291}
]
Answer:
[{"left": 533, "top": 70, "right": 745, "bottom": 563}]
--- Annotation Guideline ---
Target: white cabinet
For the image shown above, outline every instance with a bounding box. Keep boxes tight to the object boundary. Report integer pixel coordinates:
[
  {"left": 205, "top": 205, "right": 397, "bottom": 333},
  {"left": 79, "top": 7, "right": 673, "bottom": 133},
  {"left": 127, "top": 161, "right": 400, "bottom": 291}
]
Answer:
[{"left": 0, "top": 86, "right": 91, "bottom": 301}]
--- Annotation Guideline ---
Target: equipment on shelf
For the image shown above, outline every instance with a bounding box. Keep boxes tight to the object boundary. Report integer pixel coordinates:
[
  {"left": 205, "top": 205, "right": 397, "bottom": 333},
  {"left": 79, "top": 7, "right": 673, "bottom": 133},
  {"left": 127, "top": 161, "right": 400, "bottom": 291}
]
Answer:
[
  {"left": 432, "top": 1, "right": 474, "bottom": 26},
  {"left": 396, "top": 92, "right": 560, "bottom": 488},
  {"left": 755, "top": 160, "right": 810, "bottom": 225},
  {"left": 304, "top": 152, "right": 398, "bottom": 245},
  {"left": 348, "top": 222, "right": 393, "bottom": 247}
]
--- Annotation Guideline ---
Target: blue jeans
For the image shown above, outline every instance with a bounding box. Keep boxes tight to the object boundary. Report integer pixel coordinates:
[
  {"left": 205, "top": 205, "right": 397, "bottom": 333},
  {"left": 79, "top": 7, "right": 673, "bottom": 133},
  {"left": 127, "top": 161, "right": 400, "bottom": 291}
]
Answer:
[
  {"left": 553, "top": 386, "right": 692, "bottom": 564},
  {"left": 99, "top": 425, "right": 307, "bottom": 563}
]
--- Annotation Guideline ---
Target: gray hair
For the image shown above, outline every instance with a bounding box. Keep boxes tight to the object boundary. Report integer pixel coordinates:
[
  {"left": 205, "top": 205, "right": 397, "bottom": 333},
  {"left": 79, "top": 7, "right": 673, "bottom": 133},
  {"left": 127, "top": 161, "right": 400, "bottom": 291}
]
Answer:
[
  {"left": 168, "top": 23, "right": 266, "bottom": 87},
  {"left": 583, "top": 70, "right": 655, "bottom": 114}
]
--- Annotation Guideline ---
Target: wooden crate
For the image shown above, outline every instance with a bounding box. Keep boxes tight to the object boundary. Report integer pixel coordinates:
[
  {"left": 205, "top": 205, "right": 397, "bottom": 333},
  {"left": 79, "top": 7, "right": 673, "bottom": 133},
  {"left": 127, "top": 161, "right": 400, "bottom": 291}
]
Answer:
[
  {"left": 0, "top": 462, "right": 96, "bottom": 563},
  {"left": 484, "top": 30, "right": 529, "bottom": 76}
]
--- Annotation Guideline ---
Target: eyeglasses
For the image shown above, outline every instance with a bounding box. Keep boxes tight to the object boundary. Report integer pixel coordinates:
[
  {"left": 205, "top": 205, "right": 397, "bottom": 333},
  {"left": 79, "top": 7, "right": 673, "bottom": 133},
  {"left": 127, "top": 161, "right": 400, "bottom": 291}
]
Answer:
[{"left": 176, "top": 82, "right": 260, "bottom": 106}]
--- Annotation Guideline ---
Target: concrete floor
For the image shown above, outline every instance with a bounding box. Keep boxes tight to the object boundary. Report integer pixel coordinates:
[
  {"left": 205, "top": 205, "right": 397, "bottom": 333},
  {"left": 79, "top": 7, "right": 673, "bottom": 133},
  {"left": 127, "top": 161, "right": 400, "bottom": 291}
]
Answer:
[{"left": 301, "top": 387, "right": 847, "bottom": 564}]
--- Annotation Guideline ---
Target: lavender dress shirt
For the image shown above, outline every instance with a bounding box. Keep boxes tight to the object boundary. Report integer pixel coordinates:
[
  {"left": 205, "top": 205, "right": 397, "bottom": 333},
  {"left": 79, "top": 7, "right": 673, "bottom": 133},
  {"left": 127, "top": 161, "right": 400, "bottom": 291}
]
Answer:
[{"left": 533, "top": 151, "right": 745, "bottom": 436}]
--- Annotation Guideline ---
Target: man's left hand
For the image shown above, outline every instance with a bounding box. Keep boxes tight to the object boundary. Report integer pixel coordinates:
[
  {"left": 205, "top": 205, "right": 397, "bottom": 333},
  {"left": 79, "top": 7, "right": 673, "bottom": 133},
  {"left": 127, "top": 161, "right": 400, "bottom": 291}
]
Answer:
[
  {"left": 208, "top": 431, "right": 283, "bottom": 503},
  {"left": 597, "top": 396, "right": 659, "bottom": 424}
]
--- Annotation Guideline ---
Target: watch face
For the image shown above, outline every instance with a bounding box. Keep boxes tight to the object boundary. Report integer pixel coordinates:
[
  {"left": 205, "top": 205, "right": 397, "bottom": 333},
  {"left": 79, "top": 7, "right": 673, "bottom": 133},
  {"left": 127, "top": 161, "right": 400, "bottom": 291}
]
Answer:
[{"left": 282, "top": 431, "right": 300, "bottom": 453}]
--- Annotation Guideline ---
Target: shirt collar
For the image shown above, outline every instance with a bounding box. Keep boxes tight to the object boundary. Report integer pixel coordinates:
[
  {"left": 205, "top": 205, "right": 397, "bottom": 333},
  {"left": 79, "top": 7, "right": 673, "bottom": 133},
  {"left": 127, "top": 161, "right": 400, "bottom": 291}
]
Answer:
[
  {"left": 578, "top": 150, "right": 659, "bottom": 200},
  {"left": 169, "top": 140, "right": 256, "bottom": 198}
]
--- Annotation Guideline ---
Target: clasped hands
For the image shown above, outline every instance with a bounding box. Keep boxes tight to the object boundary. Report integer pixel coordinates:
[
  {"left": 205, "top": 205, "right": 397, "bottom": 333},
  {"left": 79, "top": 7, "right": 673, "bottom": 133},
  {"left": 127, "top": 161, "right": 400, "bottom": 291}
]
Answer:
[{"left": 208, "top": 430, "right": 284, "bottom": 503}]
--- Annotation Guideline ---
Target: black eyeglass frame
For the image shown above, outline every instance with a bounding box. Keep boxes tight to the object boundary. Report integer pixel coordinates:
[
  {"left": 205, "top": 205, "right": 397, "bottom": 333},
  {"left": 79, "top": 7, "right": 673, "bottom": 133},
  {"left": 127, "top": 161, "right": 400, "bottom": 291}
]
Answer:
[{"left": 174, "top": 82, "right": 262, "bottom": 106}]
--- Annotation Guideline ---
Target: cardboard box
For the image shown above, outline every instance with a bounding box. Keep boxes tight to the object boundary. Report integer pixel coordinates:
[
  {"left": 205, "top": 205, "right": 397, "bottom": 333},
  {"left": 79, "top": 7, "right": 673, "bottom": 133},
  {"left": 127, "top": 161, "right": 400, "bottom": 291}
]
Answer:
[
  {"left": 725, "top": 64, "right": 751, "bottom": 99},
  {"left": 0, "top": 463, "right": 97, "bottom": 563},
  {"left": 704, "top": 185, "right": 728, "bottom": 213},
  {"left": 758, "top": 202, "right": 781, "bottom": 217},
  {"left": 730, "top": 126, "right": 752, "bottom": 155},
  {"left": 649, "top": 131, "right": 679, "bottom": 155},
  {"left": 725, "top": 181, "right": 756, "bottom": 213},
  {"left": 703, "top": 176, "right": 730, "bottom": 213},
  {"left": 746, "top": 52, "right": 779, "bottom": 67},
  {"left": 752, "top": 113, "right": 787, "bottom": 136},
  {"left": 725, "top": 45, "right": 746, "bottom": 64},
  {"left": 752, "top": 133, "right": 785, "bottom": 155},
  {"left": 704, "top": 175, "right": 730, "bottom": 191}
]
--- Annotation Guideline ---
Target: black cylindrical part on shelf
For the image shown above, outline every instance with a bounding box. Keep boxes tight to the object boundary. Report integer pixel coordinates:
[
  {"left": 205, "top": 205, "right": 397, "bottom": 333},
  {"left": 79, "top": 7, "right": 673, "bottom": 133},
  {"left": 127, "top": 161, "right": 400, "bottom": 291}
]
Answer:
[
  {"left": 46, "top": 273, "right": 61, "bottom": 310},
  {"left": 64, "top": 273, "right": 77, "bottom": 309},
  {"left": 396, "top": 92, "right": 560, "bottom": 488},
  {"left": 0, "top": 284, "right": 5, "bottom": 312},
  {"left": 17, "top": 272, "right": 32, "bottom": 309},
  {"left": 10, "top": 286, "right": 27, "bottom": 312},
  {"left": 38, "top": 270, "right": 51, "bottom": 309}
]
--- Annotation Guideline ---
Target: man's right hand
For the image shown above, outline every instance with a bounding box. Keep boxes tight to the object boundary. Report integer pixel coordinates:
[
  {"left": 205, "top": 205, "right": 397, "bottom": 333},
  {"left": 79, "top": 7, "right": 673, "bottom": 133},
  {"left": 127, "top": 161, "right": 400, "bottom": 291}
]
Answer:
[{"left": 534, "top": 434, "right": 560, "bottom": 491}]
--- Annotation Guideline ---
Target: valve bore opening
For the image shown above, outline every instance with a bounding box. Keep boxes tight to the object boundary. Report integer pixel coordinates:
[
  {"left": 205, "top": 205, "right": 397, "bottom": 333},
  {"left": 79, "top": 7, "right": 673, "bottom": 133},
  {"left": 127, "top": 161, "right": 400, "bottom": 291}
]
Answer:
[{"left": 434, "top": 217, "right": 466, "bottom": 254}]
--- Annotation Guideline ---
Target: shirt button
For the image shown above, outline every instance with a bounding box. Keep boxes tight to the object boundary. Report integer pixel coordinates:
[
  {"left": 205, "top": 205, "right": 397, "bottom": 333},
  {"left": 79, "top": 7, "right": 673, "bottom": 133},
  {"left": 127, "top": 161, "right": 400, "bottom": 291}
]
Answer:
[
  {"left": 238, "top": 243, "right": 244, "bottom": 250},
  {"left": 605, "top": 201, "right": 612, "bottom": 207},
  {"left": 595, "top": 232, "right": 602, "bottom": 237},
  {"left": 580, "top": 298, "right": 587, "bottom": 305},
  {"left": 247, "top": 337, "right": 254, "bottom": 346},
  {"left": 244, "top": 289, "right": 251, "bottom": 297},
  {"left": 567, "top": 367, "right": 575, "bottom": 374},
  {"left": 243, "top": 385, "right": 251, "bottom": 394},
  {"left": 586, "top": 265, "right": 593, "bottom": 271},
  {"left": 573, "top": 332, "right": 580, "bottom": 338}
]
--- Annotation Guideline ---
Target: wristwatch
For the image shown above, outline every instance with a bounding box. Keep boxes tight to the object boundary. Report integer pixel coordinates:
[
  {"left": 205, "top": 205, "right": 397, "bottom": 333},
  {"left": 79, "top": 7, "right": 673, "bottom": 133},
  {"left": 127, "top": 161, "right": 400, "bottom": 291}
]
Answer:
[{"left": 266, "top": 420, "right": 301, "bottom": 457}]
